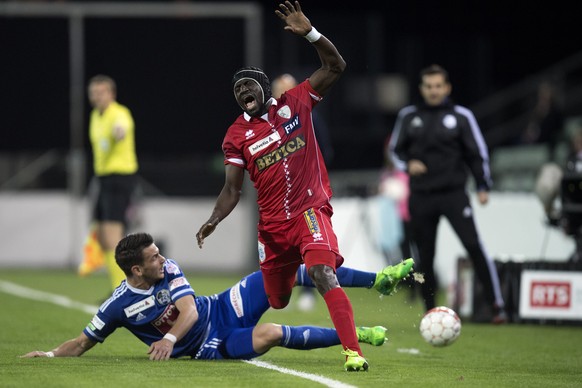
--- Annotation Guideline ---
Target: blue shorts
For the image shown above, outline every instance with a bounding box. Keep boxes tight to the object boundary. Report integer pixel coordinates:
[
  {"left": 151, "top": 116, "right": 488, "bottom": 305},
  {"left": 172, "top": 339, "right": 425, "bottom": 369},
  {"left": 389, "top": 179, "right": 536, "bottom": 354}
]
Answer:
[{"left": 192, "top": 271, "right": 271, "bottom": 360}]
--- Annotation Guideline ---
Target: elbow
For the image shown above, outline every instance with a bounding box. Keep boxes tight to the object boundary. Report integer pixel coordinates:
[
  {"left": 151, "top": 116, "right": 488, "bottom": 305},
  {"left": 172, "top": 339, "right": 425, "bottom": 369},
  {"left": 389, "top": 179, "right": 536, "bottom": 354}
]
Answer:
[
  {"left": 339, "top": 57, "right": 347, "bottom": 73},
  {"left": 332, "top": 57, "right": 347, "bottom": 74},
  {"left": 228, "top": 185, "right": 242, "bottom": 201}
]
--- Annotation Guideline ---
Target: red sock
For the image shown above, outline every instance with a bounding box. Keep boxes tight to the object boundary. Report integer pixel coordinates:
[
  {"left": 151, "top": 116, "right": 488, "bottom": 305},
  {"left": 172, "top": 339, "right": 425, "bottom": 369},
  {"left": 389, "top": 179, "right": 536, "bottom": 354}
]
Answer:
[{"left": 323, "top": 287, "right": 362, "bottom": 356}]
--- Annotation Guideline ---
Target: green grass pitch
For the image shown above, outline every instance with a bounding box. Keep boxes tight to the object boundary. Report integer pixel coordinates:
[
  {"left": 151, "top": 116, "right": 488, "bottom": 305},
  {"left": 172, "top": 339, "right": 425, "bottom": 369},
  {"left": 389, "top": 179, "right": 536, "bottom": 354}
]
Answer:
[{"left": 1, "top": 269, "right": 581, "bottom": 387}]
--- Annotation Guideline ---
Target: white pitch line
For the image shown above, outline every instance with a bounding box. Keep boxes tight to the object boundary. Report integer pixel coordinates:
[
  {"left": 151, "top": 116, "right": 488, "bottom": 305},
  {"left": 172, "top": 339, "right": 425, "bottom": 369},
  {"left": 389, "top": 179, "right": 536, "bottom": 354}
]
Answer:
[
  {"left": 0, "top": 280, "right": 358, "bottom": 388},
  {"left": 244, "top": 360, "right": 358, "bottom": 388},
  {"left": 0, "top": 280, "right": 98, "bottom": 314}
]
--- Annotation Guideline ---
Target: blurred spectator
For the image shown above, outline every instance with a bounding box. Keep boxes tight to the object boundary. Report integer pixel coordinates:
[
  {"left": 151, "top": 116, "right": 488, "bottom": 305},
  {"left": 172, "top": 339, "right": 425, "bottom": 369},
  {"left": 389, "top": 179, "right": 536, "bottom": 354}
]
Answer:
[
  {"left": 521, "top": 80, "right": 565, "bottom": 161},
  {"left": 389, "top": 64, "right": 507, "bottom": 323},
  {"left": 535, "top": 125, "right": 582, "bottom": 221},
  {"left": 535, "top": 125, "right": 582, "bottom": 265},
  {"left": 565, "top": 126, "right": 582, "bottom": 173}
]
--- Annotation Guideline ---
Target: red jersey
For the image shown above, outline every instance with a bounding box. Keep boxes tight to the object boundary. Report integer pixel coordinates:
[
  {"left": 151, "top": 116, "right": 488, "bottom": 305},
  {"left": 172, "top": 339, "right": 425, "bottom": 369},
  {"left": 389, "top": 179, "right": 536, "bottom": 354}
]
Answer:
[{"left": 222, "top": 80, "right": 333, "bottom": 222}]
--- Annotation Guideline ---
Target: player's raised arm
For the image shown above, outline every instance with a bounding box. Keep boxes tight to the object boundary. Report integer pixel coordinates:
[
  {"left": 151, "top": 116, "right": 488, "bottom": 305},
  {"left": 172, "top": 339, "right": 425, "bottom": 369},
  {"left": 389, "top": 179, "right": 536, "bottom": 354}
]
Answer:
[
  {"left": 20, "top": 332, "right": 97, "bottom": 358},
  {"left": 275, "top": 1, "right": 346, "bottom": 97}
]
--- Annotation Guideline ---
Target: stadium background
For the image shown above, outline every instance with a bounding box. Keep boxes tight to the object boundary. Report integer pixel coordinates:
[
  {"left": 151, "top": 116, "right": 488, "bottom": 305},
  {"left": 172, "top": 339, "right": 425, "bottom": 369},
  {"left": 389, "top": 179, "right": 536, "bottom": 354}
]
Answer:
[
  {"left": 2, "top": 1, "right": 581, "bottom": 193},
  {"left": 0, "top": 1, "right": 579, "bottom": 283},
  {"left": 1, "top": 5, "right": 581, "bottom": 384}
]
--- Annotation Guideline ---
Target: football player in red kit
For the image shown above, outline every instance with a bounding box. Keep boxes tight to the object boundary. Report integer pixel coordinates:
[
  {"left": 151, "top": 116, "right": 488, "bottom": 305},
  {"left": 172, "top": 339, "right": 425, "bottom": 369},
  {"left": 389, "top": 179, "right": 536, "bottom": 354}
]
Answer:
[{"left": 196, "top": 1, "right": 414, "bottom": 371}]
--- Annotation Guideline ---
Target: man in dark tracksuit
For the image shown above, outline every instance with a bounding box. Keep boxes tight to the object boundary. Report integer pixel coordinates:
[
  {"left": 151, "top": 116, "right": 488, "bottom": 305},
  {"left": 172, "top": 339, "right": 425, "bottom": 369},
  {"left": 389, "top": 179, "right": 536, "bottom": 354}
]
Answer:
[{"left": 389, "top": 64, "right": 507, "bottom": 324}]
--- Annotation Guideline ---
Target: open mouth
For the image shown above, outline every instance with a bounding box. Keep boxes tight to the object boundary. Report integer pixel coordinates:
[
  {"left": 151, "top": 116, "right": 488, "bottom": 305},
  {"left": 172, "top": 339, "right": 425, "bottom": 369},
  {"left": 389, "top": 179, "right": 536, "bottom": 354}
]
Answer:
[{"left": 242, "top": 94, "right": 256, "bottom": 110}]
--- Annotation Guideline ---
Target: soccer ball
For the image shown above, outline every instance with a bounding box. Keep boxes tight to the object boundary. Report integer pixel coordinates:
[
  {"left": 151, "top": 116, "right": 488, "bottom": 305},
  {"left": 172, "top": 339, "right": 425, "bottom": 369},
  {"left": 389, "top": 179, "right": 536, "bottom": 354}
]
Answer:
[{"left": 419, "top": 306, "right": 461, "bottom": 347}]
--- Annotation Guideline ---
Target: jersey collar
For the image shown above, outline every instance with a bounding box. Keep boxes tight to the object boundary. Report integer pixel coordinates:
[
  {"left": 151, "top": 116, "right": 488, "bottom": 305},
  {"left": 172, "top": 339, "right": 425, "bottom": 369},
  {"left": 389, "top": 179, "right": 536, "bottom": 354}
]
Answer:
[{"left": 243, "top": 97, "right": 277, "bottom": 122}]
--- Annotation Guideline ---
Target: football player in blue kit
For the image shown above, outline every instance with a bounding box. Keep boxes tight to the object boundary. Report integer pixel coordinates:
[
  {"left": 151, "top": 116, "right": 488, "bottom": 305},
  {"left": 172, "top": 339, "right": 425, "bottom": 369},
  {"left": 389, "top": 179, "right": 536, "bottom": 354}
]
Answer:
[{"left": 21, "top": 232, "right": 413, "bottom": 363}]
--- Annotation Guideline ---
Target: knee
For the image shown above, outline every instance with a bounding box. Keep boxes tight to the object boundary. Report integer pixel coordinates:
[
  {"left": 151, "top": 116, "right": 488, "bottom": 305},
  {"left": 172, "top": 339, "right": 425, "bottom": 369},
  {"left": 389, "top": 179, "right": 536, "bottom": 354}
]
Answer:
[
  {"left": 253, "top": 324, "right": 282, "bottom": 353},
  {"left": 268, "top": 294, "right": 291, "bottom": 309},
  {"left": 308, "top": 265, "right": 338, "bottom": 294},
  {"left": 258, "top": 324, "right": 282, "bottom": 342}
]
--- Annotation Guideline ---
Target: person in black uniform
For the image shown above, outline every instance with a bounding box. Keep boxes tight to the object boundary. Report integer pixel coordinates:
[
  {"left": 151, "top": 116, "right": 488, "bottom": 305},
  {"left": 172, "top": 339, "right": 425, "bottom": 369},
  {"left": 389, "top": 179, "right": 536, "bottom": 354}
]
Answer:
[{"left": 388, "top": 64, "right": 507, "bottom": 323}]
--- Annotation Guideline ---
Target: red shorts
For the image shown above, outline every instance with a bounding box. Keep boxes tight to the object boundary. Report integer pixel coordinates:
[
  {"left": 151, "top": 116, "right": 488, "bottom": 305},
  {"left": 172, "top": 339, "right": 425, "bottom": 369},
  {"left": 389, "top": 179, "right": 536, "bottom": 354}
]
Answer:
[{"left": 257, "top": 204, "right": 344, "bottom": 298}]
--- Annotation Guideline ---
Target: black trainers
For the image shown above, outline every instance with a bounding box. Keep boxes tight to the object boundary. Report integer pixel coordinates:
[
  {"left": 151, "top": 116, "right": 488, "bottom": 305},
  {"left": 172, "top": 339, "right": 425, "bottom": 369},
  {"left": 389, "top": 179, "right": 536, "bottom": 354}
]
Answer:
[{"left": 492, "top": 306, "right": 508, "bottom": 324}]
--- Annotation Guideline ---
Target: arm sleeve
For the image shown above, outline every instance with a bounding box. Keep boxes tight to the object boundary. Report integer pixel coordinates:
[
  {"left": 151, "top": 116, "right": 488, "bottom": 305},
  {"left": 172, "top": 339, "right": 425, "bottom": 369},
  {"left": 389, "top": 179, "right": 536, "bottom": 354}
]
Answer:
[
  {"left": 456, "top": 106, "right": 493, "bottom": 190},
  {"left": 388, "top": 108, "right": 412, "bottom": 171},
  {"left": 223, "top": 126, "right": 246, "bottom": 168}
]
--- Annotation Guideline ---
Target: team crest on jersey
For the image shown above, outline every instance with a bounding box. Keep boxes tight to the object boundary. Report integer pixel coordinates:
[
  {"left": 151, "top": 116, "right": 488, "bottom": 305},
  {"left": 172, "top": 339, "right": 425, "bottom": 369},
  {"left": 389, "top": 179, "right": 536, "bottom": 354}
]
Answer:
[
  {"left": 249, "top": 131, "right": 281, "bottom": 155},
  {"left": 303, "top": 208, "right": 321, "bottom": 238},
  {"left": 156, "top": 289, "right": 172, "bottom": 305},
  {"left": 277, "top": 105, "right": 292, "bottom": 119},
  {"left": 124, "top": 296, "right": 155, "bottom": 317},
  {"left": 411, "top": 116, "right": 423, "bottom": 128},
  {"left": 443, "top": 114, "right": 457, "bottom": 129},
  {"left": 283, "top": 114, "right": 301, "bottom": 134}
]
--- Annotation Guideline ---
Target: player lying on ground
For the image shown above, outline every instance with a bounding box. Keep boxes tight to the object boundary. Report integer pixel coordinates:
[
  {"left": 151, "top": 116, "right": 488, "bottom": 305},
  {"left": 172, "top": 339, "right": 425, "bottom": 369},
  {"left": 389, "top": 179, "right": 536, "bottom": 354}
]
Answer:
[{"left": 21, "top": 233, "right": 414, "bottom": 367}]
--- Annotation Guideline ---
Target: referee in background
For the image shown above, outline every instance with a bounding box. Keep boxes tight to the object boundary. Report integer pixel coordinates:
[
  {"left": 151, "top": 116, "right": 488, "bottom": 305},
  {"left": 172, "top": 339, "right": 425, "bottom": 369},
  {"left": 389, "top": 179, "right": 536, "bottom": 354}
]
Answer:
[{"left": 389, "top": 64, "right": 507, "bottom": 324}]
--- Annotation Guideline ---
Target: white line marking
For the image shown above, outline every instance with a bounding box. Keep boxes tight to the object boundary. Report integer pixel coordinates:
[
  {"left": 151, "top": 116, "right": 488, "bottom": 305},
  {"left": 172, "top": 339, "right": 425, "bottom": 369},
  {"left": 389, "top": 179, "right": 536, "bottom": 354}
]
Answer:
[
  {"left": 396, "top": 348, "right": 421, "bottom": 355},
  {"left": 0, "top": 280, "right": 98, "bottom": 314},
  {"left": 0, "top": 280, "right": 358, "bottom": 388},
  {"left": 244, "top": 360, "right": 358, "bottom": 388}
]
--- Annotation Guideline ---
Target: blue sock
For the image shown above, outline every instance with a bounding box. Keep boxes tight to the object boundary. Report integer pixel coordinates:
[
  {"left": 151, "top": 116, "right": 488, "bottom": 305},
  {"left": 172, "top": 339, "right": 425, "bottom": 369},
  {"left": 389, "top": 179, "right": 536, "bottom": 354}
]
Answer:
[
  {"left": 296, "top": 264, "right": 376, "bottom": 289},
  {"left": 280, "top": 325, "right": 340, "bottom": 349}
]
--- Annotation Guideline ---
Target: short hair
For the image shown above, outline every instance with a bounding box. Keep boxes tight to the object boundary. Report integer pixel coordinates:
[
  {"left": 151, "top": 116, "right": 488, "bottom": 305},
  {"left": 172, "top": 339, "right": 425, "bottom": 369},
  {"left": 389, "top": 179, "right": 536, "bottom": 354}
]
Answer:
[
  {"left": 115, "top": 232, "right": 154, "bottom": 276},
  {"left": 419, "top": 64, "right": 450, "bottom": 84},
  {"left": 88, "top": 74, "right": 117, "bottom": 94}
]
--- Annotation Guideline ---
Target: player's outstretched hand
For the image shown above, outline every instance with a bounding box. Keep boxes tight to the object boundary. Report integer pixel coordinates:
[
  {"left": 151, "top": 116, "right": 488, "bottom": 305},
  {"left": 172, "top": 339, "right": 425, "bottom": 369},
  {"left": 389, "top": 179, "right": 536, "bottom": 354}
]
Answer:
[
  {"left": 275, "top": 1, "right": 312, "bottom": 37},
  {"left": 148, "top": 339, "right": 174, "bottom": 361},
  {"left": 196, "top": 222, "right": 217, "bottom": 249},
  {"left": 20, "top": 351, "right": 53, "bottom": 358}
]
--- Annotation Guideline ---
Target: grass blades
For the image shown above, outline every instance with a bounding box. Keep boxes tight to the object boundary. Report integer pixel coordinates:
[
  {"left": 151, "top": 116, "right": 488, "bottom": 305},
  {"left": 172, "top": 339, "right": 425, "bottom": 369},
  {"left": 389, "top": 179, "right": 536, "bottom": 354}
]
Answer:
[{"left": 1, "top": 269, "right": 581, "bottom": 387}]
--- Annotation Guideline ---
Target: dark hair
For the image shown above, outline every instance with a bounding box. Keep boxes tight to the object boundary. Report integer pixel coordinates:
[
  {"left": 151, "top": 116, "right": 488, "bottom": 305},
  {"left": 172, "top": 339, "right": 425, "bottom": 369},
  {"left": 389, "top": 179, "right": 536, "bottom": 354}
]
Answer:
[
  {"left": 88, "top": 74, "right": 117, "bottom": 94},
  {"left": 419, "top": 64, "right": 450, "bottom": 84},
  {"left": 115, "top": 232, "right": 154, "bottom": 276}
]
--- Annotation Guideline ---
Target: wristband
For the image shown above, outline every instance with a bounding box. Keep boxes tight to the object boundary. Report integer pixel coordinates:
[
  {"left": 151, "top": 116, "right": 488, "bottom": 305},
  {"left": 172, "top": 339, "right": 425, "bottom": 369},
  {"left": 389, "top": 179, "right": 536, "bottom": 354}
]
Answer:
[
  {"left": 163, "top": 333, "right": 177, "bottom": 344},
  {"left": 304, "top": 27, "right": 322, "bottom": 43},
  {"left": 45, "top": 351, "right": 55, "bottom": 358}
]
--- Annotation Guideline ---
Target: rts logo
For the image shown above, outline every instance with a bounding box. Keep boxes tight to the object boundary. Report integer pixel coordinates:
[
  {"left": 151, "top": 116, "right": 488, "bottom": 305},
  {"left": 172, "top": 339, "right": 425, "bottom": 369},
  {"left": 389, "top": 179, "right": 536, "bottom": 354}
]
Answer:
[{"left": 530, "top": 281, "right": 571, "bottom": 308}]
